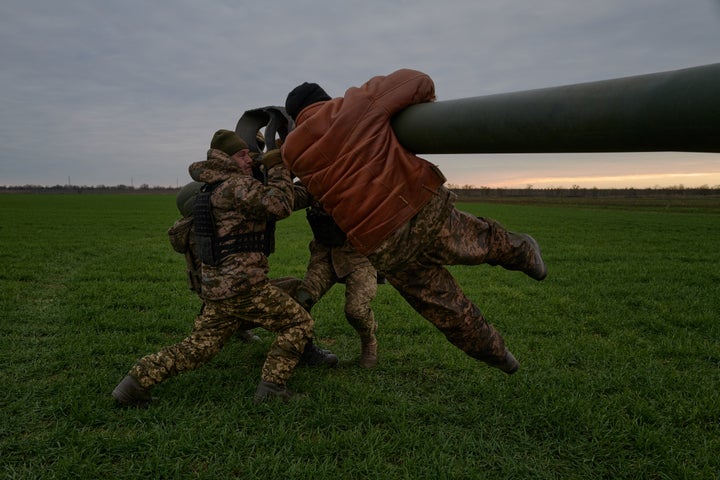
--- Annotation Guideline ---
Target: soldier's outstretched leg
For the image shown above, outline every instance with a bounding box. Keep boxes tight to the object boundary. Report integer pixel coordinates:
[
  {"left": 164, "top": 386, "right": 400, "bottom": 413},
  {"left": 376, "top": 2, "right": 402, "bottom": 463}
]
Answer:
[
  {"left": 115, "top": 307, "right": 239, "bottom": 407},
  {"left": 429, "top": 209, "right": 547, "bottom": 281},
  {"left": 384, "top": 264, "right": 519, "bottom": 374},
  {"left": 140, "top": 311, "right": 236, "bottom": 384}
]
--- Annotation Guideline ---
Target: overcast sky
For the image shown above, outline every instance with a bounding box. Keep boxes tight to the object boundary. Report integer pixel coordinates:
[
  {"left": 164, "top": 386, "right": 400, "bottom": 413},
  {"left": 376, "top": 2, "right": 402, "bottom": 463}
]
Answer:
[{"left": 2, "top": 0, "right": 719, "bottom": 189}]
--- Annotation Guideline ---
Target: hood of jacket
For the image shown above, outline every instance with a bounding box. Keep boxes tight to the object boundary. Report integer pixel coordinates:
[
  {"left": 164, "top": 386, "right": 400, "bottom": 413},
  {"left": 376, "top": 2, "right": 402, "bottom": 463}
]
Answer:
[{"left": 189, "top": 149, "right": 243, "bottom": 184}]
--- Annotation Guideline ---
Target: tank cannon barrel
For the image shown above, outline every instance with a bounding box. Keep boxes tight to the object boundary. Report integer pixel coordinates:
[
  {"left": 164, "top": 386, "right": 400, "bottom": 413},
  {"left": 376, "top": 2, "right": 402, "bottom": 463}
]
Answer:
[
  {"left": 391, "top": 63, "right": 720, "bottom": 154},
  {"left": 237, "top": 63, "right": 719, "bottom": 155}
]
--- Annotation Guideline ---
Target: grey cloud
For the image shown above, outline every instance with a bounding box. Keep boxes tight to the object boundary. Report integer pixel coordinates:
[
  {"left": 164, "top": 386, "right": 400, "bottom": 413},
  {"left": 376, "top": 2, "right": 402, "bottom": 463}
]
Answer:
[{"left": 1, "top": 0, "right": 718, "bottom": 187}]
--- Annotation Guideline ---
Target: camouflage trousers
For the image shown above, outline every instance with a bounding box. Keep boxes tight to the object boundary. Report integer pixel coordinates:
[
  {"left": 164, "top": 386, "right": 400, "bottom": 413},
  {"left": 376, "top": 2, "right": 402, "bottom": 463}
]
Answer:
[
  {"left": 301, "top": 252, "right": 378, "bottom": 339},
  {"left": 129, "top": 281, "right": 313, "bottom": 388},
  {"left": 368, "top": 187, "right": 538, "bottom": 365}
]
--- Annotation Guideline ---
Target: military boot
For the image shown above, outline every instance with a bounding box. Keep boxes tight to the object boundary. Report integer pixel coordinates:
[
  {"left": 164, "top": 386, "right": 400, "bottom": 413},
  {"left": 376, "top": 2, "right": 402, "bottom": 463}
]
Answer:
[
  {"left": 359, "top": 335, "right": 378, "bottom": 368},
  {"left": 492, "top": 232, "right": 547, "bottom": 281},
  {"left": 487, "top": 349, "right": 520, "bottom": 375},
  {"left": 482, "top": 217, "right": 547, "bottom": 281},
  {"left": 237, "top": 329, "right": 260, "bottom": 343},
  {"left": 518, "top": 233, "right": 548, "bottom": 281},
  {"left": 253, "top": 380, "right": 295, "bottom": 404},
  {"left": 112, "top": 375, "right": 153, "bottom": 408},
  {"left": 300, "top": 340, "right": 339, "bottom": 367}
]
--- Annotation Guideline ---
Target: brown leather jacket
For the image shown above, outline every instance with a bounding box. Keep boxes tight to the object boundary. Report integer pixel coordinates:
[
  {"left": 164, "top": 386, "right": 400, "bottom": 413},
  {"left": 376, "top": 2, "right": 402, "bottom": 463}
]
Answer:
[{"left": 282, "top": 69, "right": 446, "bottom": 255}]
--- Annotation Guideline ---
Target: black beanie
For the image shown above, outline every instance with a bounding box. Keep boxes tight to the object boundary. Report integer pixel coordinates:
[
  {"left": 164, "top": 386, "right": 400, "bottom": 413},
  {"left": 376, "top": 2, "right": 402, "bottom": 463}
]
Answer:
[{"left": 284, "top": 82, "right": 331, "bottom": 120}]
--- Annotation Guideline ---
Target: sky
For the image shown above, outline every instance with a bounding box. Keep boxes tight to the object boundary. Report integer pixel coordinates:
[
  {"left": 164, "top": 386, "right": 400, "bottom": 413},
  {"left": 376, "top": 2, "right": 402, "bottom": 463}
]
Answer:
[{"left": 1, "top": 0, "right": 719, "bottom": 189}]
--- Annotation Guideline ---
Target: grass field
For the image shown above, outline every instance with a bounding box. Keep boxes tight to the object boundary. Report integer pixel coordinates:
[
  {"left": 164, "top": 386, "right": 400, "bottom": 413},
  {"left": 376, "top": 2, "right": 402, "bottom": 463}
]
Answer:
[{"left": 1, "top": 193, "right": 718, "bottom": 479}]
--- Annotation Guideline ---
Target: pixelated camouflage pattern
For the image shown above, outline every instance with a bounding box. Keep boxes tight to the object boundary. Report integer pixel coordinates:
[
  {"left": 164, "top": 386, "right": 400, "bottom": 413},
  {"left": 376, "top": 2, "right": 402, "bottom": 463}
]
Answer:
[
  {"left": 130, "top": 281, "right": 312, "bottom": 387},
  {"left": 188, "top": 149, "right": 294, "bottom": 300},
  {"left": 301, "top": 240, "right": 377, "bottom": 338},
  {"left": 368, "top": 186, "right": 543, "bottom": 364}
]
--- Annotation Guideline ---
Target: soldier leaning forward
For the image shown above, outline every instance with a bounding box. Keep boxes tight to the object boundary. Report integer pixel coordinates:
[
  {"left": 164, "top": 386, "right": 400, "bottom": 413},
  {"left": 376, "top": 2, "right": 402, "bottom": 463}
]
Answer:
[
  {"left": 282, "top": 70, "right": 548, "bottom": 375},
  {"left": 112, "top": 129, "right": 336, "bottom": 407}
]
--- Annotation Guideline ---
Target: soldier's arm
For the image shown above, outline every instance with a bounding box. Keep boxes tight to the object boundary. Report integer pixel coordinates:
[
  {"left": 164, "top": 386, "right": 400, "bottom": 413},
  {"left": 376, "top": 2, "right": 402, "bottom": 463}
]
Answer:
[
  {"left": 360, "top": 69, "right": 436, "bottom": 116},
  {"left": 258, "top": 163, "right": 294, "bottom": 220},
  {"left": 240, "top": 149, "right": 295, "bottom": 220},
  {"left": 291, "top": 180, "right": 311, "bottom": 211}
]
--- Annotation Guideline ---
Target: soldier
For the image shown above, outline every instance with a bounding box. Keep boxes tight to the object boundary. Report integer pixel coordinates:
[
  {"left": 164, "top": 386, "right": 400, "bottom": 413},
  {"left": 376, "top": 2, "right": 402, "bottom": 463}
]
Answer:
[
  {"left": 112, "top": 129, "right": 337, "bottom": 407},
  {"left": 170, "top": 180, "right": 337, "bottom": 358},
  {"left": 293, "top": 194, "right": 379, "bottom": 368},
  {"left": 281, "top": 69, "right": 548, "bottom": 375}
]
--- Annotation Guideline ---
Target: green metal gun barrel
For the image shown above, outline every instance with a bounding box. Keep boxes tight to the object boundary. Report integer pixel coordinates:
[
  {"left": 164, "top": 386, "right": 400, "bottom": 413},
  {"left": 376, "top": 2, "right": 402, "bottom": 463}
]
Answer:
[{"left": 391, "top": 63, "right": 720, "bottom": 154}]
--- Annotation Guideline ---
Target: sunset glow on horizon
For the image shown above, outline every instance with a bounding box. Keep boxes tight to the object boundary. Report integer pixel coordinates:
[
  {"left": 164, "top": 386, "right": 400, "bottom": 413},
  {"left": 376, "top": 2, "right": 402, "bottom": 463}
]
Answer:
[
  {"left": 432, "top": 152, "right": 720, "bottom": 190},
  {"left": 476, "top": 172, "right": 720, "bottom": 189}
]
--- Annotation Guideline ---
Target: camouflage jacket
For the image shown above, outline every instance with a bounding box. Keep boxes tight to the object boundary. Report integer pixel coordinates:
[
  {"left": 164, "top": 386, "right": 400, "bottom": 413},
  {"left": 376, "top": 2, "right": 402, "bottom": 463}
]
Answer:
[{"left": 187, "top": 148, "right": 294, "bottom": 300}]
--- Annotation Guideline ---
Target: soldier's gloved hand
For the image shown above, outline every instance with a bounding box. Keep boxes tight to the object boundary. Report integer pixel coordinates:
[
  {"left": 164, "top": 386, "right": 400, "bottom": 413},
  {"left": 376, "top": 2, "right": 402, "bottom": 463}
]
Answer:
[{"left": 261, "top": 149, "right": 284, "bottom": 170}]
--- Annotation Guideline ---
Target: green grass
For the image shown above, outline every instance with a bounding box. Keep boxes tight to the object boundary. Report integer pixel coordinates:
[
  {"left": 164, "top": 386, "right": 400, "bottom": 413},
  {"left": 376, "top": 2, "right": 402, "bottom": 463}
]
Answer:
[{"left": 1, "top": 194, "right": 718, "bottom": 479}]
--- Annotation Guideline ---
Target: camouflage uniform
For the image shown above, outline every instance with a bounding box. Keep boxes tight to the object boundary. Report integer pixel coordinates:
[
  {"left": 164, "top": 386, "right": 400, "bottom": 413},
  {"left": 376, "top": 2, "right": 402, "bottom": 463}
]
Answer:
[
  {"left": 300, "top": 239, "right": 377, "bottom": 340},
  {"left": 367, "top": 186, "right": 543, "bottom": 365},
  {"left": 130, "top": 282, "right": 311, "bottom": 387},
  {"left": 291, "top": 189, "right": 378, "bottom": 365},
  {"left": 128, "top": 146, "right": 312, "bottom": 389}
]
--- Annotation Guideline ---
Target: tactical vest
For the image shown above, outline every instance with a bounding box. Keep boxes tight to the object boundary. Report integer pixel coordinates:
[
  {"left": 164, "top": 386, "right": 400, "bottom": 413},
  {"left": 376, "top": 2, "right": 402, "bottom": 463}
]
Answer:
[
  {"left": 306, "top": 206, "right": 346, "bottom": 247},
  {"left": 193, "top": 181, "right": 276, "bottom": 266}
]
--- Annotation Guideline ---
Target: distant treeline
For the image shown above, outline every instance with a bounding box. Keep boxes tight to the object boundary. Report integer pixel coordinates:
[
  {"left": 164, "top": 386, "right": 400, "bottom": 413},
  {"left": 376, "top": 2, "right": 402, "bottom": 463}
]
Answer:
[
  {"left": 2, "top": 183, "right": 719, "bottom": 199},
  {"left": 0, "top": 185, "right": 180, "bottom": 194},
  {"left": 450, "top": 185, "right": 720, "bottom": 199}
]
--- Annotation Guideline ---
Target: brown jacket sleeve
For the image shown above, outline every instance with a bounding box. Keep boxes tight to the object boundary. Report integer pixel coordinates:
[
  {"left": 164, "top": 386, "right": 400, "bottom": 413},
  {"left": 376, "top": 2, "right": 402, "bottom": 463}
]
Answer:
[{"left": 351, "top": 68, "right": 436, "bottom": 117}]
